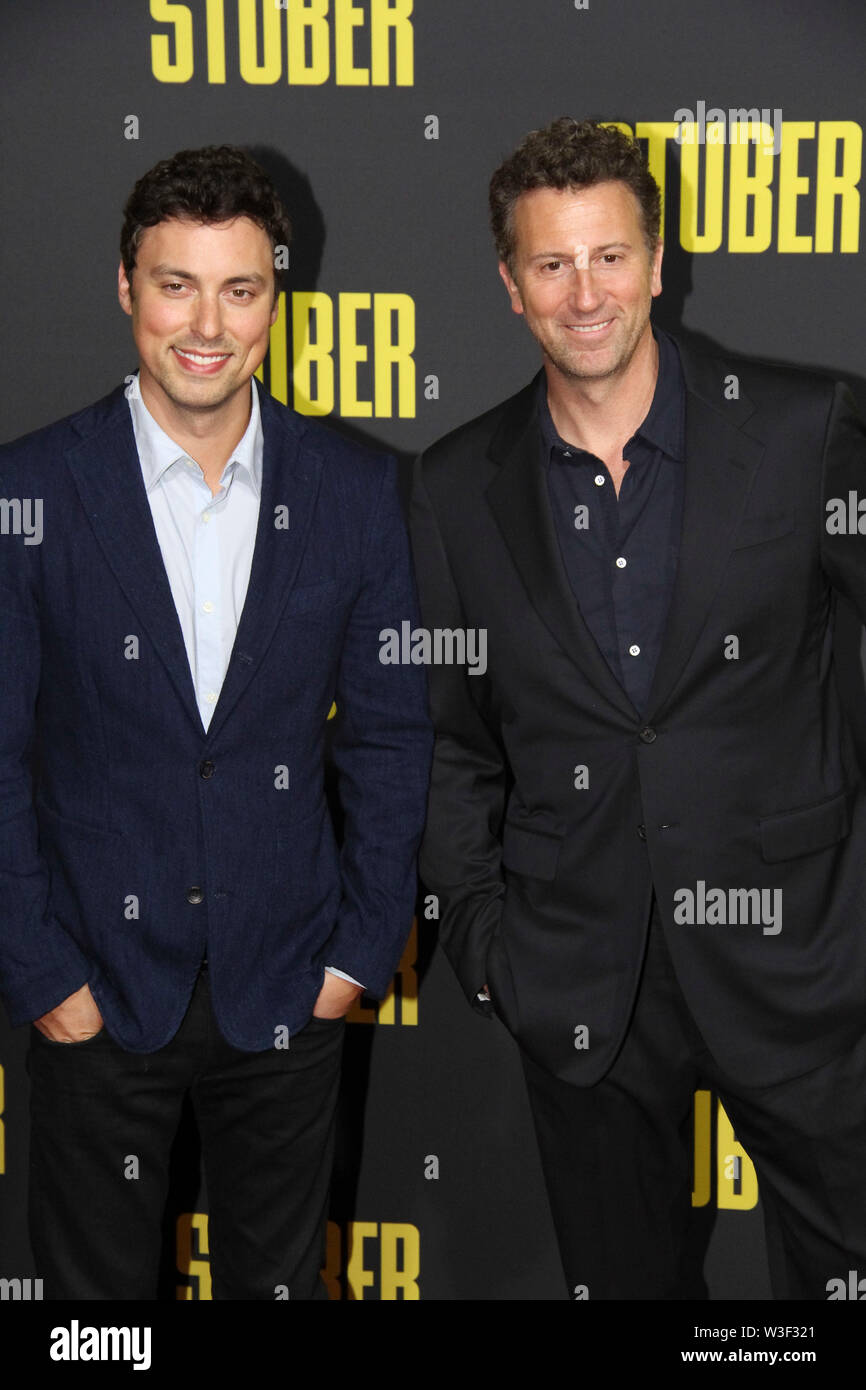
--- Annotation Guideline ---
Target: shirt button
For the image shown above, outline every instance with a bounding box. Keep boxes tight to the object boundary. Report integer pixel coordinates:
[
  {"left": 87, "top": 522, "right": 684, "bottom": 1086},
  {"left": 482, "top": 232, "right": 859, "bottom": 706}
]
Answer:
[
  {"left": 637, "top": 823, "right": 647, "bottom": 840},
  {"left": 629, "top": 644, "right": 641, "bottom": 656},
  {"left": 562, "top": 449, "right": 572, "bottom": 458},
  {"left": 594, "top": 474, "right": 605, "bottom": 486},
  {"left": 202, "top": 600, "right": 215, "bottom": 613},
  {"left": 639, "top": 727, "right": 657, "bottom": 744},
  {"left": 202, "top": 512, "right": 211, "bottom": 523},
  {"left": 187, "top": 886, "right": 204, "bottom": 904},
  {"left": 205, "top": 691, "right": 217, "bottom": 705},
  {"left": 616, "top": 557, "right": 627, "bottom": 569}
]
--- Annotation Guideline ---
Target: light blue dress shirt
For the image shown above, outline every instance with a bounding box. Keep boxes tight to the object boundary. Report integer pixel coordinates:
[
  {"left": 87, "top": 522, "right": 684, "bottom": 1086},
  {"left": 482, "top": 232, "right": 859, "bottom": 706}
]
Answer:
[{"left": 124, "top": 372, "right": 361, "bottom": 991}]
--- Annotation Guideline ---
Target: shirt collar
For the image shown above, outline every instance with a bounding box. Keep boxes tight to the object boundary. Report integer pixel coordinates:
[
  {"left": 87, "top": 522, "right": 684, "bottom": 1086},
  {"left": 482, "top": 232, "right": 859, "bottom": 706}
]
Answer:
[
  {"left": 538, "top": 324, "right": 685, "bottom": 465},
  {"left": 124, "top": 371, "right": 263, "bottom": 496}
]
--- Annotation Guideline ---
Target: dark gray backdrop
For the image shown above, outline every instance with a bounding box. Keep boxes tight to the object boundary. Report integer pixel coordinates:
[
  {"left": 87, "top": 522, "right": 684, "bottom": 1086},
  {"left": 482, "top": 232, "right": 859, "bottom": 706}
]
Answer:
[{"left": 1, "top": 0, "right": 865, "bottom": 1303}]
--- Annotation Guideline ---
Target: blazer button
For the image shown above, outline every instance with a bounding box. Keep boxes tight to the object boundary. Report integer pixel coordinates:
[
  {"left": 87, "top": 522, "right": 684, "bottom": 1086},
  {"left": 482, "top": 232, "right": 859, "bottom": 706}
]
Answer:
[
  {"left": 199, "top": 760, "right": 215, "bottom": 779},
  {"left": 639, "top": 727, "right": 657, "bottom": 744},
  {"left": 187, "top": 886, "right": 204, "bottom": 904},
  {"left": 638, "top": 823, "right": 647, "bottom": 840}
]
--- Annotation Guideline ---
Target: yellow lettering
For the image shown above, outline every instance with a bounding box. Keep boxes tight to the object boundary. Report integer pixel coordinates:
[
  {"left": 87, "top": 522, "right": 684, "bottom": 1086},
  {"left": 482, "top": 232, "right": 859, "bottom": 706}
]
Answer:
[
  {"left": 256, "top": 291, "right": 288, "bottom": 405},
  {"left": 816, "top": 120, "right": 861, "bottom": 252},
  {"left": 690, "top": 1088, "right": 712, "bottom": 1207},
  {"left": 238, "top": 0, "right": 282, "bottom": 84},
  {"left": 150, "top": 0, "right": 194, "bottom": 83},
  {"left": 206, "top": 0, "right": 226, "bottom": 82},
  {"left": 380, "top": 1221, "right": 420, "bottom": 1299},
  {"left": 346, "top": 1220, "right": 377, "bottom": 1300},
  {"left": 728, "top": 122, "right": 774, "bottom": 252},
  {"left": 778, "top": 121, "right": 815, "bottom": 253},
  {"left": 374, "top": 293, "right": 415, "bottom": 418},
  {"left": 680, "top": 136, "right": 725, "bottom": 252},
  {"left": 335, "top": 0, "right": 369, "bottom": 85},
  {"left": 288, "top": 0, "right": 330, "bottom": 85},
  {"left": 716, "top": 1101, "right": 758, "bottom": 1210},
  {"left": 635, "top": 122, "right": 679, "bottom": 236},
  {"left": 370, "top": 0, "right": 414, "bottom": 86},
  {"left": 339, "top": 292, "right": 373, "bottom": 416},
  {"left": 293, "top": 291, "right": 335, "bottom": 415},
  {"left": 347, "top": 990, "right": 378, "bottom": 1023},
  {"left": 176, "top": 1212, "right": 212, "bottom": 1300}
]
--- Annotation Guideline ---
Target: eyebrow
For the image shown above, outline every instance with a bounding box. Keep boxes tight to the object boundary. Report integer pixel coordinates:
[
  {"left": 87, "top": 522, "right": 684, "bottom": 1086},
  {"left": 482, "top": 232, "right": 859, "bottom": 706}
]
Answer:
[
  {"left": 148, "top": 265, "right": 268, "bottom": 287},
  {"left": 527, "top": 242, "right": 633, "bottom": 262}
]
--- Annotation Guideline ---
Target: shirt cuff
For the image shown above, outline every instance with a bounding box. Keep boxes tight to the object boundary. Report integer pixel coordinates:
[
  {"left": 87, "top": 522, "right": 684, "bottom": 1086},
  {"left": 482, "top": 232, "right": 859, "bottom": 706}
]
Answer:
[{"left": 326, "top": 965, "right": 364, "bottom": 989}]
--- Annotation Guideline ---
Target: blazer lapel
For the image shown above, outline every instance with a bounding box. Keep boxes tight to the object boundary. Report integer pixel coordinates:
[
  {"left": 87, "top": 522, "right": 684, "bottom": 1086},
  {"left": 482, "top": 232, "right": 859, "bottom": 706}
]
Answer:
[
  {"left": 65, "top": 381, "right": 325, "bottom": 743},
  {"left": 64, "top": 387, "right": 206, "bottom": 735},
  {"left": 203, "top": 382, "right": 324, "bottom": 742},
  {"left": 486, "top": 376, "right": 640, "bottom": 721},
  {"left": 643, "top": 338, "right": 766, "bottom": 720}
]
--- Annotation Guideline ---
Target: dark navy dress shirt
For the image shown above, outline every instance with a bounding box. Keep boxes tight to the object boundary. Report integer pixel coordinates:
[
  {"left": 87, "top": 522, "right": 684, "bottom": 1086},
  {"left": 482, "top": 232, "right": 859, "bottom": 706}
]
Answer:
[{"left": 540, "top": 325, "right": 686, "bottom": 714}]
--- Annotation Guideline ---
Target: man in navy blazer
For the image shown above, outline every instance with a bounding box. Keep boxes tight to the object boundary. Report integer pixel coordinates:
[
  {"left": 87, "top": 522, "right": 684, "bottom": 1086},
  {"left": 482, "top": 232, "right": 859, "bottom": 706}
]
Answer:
[{"left": 0, "top": 145, "right": 432, "bottom": 1299}]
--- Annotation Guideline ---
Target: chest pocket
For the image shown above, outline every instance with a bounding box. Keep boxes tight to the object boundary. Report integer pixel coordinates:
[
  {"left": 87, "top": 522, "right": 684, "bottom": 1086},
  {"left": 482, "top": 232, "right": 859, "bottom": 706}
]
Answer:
[
  {"left": 731, "top": 512, "right": 794, "bottom": 551},
  {"left": 282, "top": 579, "right": 338, "bottom": 617}
]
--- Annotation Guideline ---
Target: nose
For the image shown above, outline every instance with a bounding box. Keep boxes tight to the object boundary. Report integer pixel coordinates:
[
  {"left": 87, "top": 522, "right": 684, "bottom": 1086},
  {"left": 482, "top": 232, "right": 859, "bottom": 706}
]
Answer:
[
  {"left": 568, "top": 267, "right": 605, "bottom": 313},
  {"left": 188, "top": 292, "right": 224, "bottom": 342}
]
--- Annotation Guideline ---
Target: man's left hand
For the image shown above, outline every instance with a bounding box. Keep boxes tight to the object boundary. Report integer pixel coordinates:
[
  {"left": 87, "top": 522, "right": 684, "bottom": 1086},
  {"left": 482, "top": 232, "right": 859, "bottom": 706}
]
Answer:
[{"left": 313, "top": 973, "right": 364, "bottom": 1019}]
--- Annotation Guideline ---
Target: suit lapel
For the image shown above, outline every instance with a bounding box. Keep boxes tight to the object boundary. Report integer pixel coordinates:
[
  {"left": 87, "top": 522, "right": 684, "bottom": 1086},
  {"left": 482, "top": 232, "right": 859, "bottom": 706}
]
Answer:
[
  {"left": 486, "top": 338, "right": 768, "bottom": 724},
  {"left": 64, "top": 387, "right": 206, "bottom": 735},
  {"left": 65, "top": 381, "right": 324, "bottom": 743},
  {"left": 204, "top": 382, "right": 324, "bottom": 742},
  {"left": 643, "top": 338, "right": 765, "bottom": 719},
  {"left": 485, "top": 376, "right": 640, "bottom": 720}
]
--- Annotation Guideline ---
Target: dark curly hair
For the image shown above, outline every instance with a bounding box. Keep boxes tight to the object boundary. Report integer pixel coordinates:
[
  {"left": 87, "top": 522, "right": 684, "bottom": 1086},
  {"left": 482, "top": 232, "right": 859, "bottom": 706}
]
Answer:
[
  {"left": 120, "top": 145, "right": 292, "bottom": 294},
  {"left": 490, "top": 118, "right": 661, "bottom": 273}
]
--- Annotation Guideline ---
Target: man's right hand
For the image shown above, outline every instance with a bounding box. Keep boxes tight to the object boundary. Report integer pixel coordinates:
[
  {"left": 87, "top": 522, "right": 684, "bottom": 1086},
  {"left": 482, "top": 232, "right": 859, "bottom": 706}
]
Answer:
[{"left": 33, "top": 983, "right": 103, "bottom": 1042}]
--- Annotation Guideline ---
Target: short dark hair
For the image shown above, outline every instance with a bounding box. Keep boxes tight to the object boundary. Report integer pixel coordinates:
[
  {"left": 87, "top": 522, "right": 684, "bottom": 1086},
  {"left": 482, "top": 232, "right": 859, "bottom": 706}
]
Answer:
[
  {"left": 489, "top": 118, "right": 661, "bottom": 273},
  {"left": 120, "top": 145, "right": 291, "bottom": 294}
]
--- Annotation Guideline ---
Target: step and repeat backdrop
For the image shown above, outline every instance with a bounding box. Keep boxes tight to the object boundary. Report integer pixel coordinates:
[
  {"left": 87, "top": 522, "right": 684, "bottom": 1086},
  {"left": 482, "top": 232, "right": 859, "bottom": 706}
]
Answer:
[{"left": 1, "top": 0, "right": 865, "bottom": 1305}]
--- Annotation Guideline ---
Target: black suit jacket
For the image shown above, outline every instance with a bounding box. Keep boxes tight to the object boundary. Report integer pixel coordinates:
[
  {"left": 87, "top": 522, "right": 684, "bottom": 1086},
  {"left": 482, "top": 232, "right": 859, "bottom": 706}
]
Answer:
[{"left": 410, "top": 333, "right": 866, "bottom": 1088}]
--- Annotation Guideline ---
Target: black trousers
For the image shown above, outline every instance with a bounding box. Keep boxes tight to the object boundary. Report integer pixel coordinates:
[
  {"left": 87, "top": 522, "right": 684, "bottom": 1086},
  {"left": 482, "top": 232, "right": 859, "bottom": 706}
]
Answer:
[
  {"left": 27, "top": 965, "right": 345, "bottom": 1300},
  {"left": 521, "top": 904, "right": 866, "bottom": 1300}
]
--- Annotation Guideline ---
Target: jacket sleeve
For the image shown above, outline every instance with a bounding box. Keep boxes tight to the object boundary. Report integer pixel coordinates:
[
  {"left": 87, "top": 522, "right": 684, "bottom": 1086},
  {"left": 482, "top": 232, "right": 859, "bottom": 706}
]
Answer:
[
  {"left": 0, "top": 461, "right": 91, "bottom": 1026},
  {"left": 325, "top": 456, "right": 434, "bottom": 997},
  {"left": 409, "top": 455, "right": 505, "bottom": 1013}
]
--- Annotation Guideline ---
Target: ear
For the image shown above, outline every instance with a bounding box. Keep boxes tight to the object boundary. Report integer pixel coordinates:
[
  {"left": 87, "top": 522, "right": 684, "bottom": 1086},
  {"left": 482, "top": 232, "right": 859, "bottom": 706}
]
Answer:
[
  {"left": 269, "top": 293, "right": 280, "bottom": 327},
  {"left": 498, "top": 260, "right": 524, "bottom": 316},
  {"left": 650, "top": 238, "right": 663, "bottom": 299},
  {"left": 118, "top": 261, "right": 133, "bottom": 316}
]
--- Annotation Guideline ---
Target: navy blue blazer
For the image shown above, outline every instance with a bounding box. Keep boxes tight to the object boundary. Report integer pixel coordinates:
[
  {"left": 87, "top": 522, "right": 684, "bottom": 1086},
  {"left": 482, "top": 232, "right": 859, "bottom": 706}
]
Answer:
[{"left": 0, "top": 379, "right": 433, "bottom": 1050}]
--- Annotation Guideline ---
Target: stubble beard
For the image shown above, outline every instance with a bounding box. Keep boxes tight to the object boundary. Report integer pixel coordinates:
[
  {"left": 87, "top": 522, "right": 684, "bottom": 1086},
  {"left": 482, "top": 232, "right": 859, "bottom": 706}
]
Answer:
[
  {"left": 152, "top": 353, "right": 246, "bottom": 414},
  {"left": 539, "top": 316, "right": 648, "bottom": 386}
]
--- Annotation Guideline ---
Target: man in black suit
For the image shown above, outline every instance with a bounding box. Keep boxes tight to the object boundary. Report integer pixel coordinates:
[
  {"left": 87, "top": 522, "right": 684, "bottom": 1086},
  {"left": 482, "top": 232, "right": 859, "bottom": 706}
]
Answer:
[{"left": 410, "top": 117, "right": 866, "bottom": 1300}]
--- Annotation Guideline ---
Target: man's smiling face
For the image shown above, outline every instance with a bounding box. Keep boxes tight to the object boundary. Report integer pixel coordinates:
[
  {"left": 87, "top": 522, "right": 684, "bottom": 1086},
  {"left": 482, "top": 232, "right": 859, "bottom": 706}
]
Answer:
[
  {"left": 118, "top": 215, "right": 278, "bottom": 417},
  {"left": 498, "top": 180, "right": 663, "bottom": 384}
]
